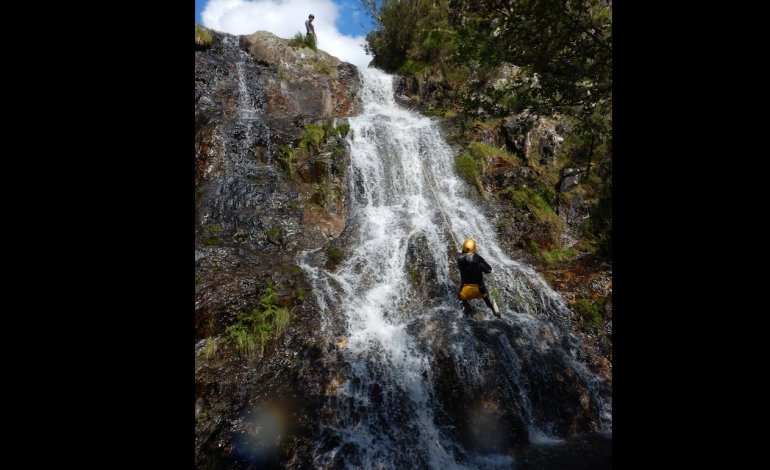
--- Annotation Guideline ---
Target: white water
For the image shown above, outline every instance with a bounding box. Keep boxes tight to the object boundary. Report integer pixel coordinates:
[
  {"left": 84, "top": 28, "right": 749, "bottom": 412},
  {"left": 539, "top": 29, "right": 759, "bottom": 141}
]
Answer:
[
  {"left": 300, "top": 67, "right": 611, "bottom": 469},
  {"left": 227, "top": 35, "right": 272, "bottom": 165}
]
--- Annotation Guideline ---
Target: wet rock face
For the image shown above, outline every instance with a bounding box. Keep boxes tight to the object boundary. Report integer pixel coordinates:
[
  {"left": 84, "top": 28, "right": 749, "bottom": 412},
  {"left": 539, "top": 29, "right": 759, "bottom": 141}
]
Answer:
[
  {"left": 195, "top": 37, "right": 302, "bottom": 328},
  {"left": 195, "top": 25, "right": 366, "bottom": 470},
  {"left": 405, "top": 234, "right": 454, "bottom": 305},
  {"left": 195, "top": 26, "right": 360, "bottom": 325},
  {"left": 195, "top": 25, "right": 611, "bottom": 470}
]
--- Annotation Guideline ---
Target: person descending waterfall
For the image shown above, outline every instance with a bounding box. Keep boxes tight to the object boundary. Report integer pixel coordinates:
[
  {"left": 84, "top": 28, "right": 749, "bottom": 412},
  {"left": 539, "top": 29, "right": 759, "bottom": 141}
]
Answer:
[{"left": 457, "top": 238, "right": 500, "bottom": 318}]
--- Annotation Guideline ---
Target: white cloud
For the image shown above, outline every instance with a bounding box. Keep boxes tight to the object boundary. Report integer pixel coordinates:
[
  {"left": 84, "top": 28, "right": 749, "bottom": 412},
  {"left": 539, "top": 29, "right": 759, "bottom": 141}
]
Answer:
[{"left": 201, "top": 0, "right": 372, "bottom": 68}]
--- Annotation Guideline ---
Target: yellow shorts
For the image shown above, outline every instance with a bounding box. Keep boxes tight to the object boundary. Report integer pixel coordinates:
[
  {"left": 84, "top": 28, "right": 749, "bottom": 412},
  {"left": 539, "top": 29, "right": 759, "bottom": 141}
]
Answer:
[{"left": 459, "top": 284, "right": 487, "bottom": 301}]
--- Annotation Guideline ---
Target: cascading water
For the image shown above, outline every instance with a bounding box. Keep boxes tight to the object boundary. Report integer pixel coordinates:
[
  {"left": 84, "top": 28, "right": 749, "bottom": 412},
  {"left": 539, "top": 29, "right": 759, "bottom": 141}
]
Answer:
[
  {"left": 226, "top": 35, "right": 272, "bottom": 167},
  {"left": 199, "top": 36, "right": 279, "bottom": 242},
  {"left": 300, "top": 67, "right": 611, "bottom": 469}
]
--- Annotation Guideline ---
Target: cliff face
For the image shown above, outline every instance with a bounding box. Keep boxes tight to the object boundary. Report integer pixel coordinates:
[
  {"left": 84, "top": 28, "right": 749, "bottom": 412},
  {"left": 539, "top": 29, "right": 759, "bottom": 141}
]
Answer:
[
  {"left": 239, "top": 31, "right": 360, "bottom": 119},
  {"left": 195, "top": 25, "right": 611, "bottom": 470},
  {"left": 195, "top": 27, "right": 360, "bottom": 320},
  {"left": 195, "top": 26, "right": 371, "bottom": 468}
]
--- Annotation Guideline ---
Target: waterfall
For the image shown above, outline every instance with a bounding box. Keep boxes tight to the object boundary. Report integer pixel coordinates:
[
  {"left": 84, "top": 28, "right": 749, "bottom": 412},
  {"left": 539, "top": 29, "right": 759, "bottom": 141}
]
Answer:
[
  {"left": 224, "top": 35, "right": 272, "bottom": 167},
  {"left": 300, "top": 67, "right": 611, "bottom": 470}
]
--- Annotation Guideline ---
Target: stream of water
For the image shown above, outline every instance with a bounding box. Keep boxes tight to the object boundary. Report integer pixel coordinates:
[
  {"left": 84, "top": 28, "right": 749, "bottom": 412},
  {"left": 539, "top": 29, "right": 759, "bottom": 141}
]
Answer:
[{"left": 299, "top": 67, "right": 611, "bottom": 470}]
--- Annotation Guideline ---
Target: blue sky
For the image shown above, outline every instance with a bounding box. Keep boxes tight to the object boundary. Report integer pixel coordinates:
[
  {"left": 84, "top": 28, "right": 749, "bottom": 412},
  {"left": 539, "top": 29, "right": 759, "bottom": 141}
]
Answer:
[{"left": 195, "top": 0, "right": 375, "bottom": 68}]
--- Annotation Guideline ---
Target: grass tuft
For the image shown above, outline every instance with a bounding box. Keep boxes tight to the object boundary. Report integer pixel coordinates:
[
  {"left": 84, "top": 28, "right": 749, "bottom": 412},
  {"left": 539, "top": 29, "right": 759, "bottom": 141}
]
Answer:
[{"left": 195, "top": 24, "right": 213, "bottom": 49}]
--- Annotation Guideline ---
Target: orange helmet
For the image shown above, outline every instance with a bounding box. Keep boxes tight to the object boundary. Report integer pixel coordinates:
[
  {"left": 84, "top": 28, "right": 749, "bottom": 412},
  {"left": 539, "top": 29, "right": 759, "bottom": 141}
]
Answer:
[{"left": 462, "top": 238, "right": 476, "bottom": 253}]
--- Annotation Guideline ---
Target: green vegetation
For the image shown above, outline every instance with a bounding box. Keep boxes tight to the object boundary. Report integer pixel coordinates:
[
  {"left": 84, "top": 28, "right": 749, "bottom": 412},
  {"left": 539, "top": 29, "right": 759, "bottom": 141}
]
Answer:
[
  {"left": 314, "top": 60, "right": 333, "bottom": 76},
  {"left": 454, "top": 153, "right": 477, "bottom": 182},
  {"left": 279, "top": 121, "right": 348, "bottom": 215},
  {"left": 540, "top": 248, "right": 577, "bottom": 264},
  {"left": 274, "top": 305, "right": 290, "bottom": 338},
  {"left": 313, "top": 179, "right": 344, "bottom": 211},
  {"left": 290, "top": 265, "right": 304, "bottom": 274},
  {"left": 288, "top": 31, "right": 317, "bottom": 51},
  {"left": 202, "top": 237, "right": 220, "bottom": 245},
  {"left": 499, "top": 186, "right": 568, "bottom": 258},
  {"left": 425, "top": 106, "right": 443, "bottom": 118},
  {"left": 360, "top": 0, "right": 458, "bottom": 76},
  {"left": 226, "top": 282, "right": 291, "bottom": 360},
  {"left": 264, "top": 226, "right": 283, "bottom": 244},
  {"left": 204, "top": 337, "right": 217, "bottom": 360},
  {"left": 278, "top": 144, "right": 299, "bottom": 180},
  {"left": 329, "top": 249, "right": 343, "bottom": 261},
  {"left": 468, "top": 142, "right": 515, "bottom": 167},
  {"left": 572, "top": 297, "right": 605, "bottom": 331},
  {"left": 454, "top": 142, "right": 514, "bottom": 200},
  {"left": 195, "top": 24, "right": 213, "bottom": 48},
  {"left": 452, "top": 1, "right": 612, "bottom": 121},
  {"left": 504, "top": 187, "right": 561, "bottom": 228},
  {"left": 206, "top": 224, "right": 221, "bottom": 232},
  {"left": 279, "top": 123, "right": 327, "bottom": 180},
  {"left": 305, "top": 123, "right": 325, "bottom": 147},
  {"left": 332, "top": 119, "right": 350, "bottom": 137},
  {"left": 455, "top": 154, "right": 486, "bottom": 198}
]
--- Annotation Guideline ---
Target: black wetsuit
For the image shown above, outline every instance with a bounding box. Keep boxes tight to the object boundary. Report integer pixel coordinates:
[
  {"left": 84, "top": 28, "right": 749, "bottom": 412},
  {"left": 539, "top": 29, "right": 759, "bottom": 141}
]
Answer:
[{"left": 456, "top": 252, "right": 495, "bottom": 315}]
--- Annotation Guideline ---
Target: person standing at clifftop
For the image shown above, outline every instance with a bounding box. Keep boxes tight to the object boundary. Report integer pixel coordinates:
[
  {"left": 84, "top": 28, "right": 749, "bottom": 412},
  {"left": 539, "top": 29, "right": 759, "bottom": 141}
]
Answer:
[{"left": 305, "top": 14, "right": 316, "bottom": 41}]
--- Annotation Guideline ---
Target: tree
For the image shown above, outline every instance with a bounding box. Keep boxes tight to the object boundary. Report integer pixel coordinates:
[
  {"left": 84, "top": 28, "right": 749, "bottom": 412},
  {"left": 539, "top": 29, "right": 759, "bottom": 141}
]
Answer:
[
  {"left": 452, "top": 0, "right": 611, "bottom": 122},
  {"left": 358, "top": 0, "right": 455, "bottom": 72}
]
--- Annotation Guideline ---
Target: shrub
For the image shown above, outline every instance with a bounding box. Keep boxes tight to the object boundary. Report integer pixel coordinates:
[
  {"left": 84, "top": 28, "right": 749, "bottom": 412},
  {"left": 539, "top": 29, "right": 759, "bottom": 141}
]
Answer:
[
  {"left": 455, "top": 154, "right": 478, "bottom": 185},
  {"left": 288, "top": 31, "right": 316, "bottom": 51},
  {"left": 304, "top": 124, "right": 326, "bottom": 149},
  {"left": 226, "top": 282, "right": 290, "bottom": 359}
]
